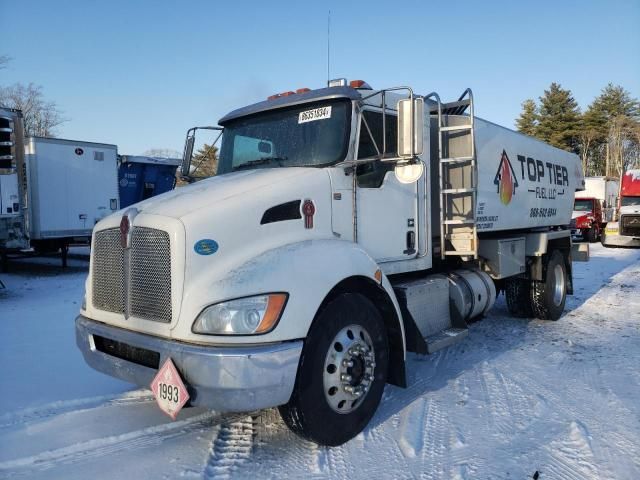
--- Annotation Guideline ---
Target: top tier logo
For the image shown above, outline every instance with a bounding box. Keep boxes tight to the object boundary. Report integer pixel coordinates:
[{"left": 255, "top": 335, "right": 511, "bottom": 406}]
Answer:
[{"left": 494, "top": 150, "right": 519, "bottom": 205}]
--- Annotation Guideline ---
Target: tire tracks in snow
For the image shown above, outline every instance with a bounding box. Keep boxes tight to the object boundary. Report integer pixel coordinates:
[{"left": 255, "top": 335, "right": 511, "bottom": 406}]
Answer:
[
  {"left": 202, "top": 414, "right": 254, "bottom": 480},
  {"left": 0, "top": 411, "right": 218, "bottom": 478},
  {"left": 0, "top": 390, "right": 154, "bottom": 430}
]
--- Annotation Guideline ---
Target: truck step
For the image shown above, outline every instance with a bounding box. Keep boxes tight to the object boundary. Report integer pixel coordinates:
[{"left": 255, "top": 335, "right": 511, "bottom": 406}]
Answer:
[
  {"left": 443, "top": 219, "right": 475, "bottom": 225},
  {"left": 441, "top": 156, "right": 474, "bottom": 164},
  {"left": 441, "top": 99, "right": 471, "bottom": 115},
  {"left": 425, "top": 328, "right": 469, "bottom": 354},
  {"left": 441, "top": 188, "right": 475, "bottom": 194},
  {"left": 443, "top": 250, "right": 477, "bottom": 256},
  {"left": 440, "top": 125, "right": 472, "bottom": 132}
]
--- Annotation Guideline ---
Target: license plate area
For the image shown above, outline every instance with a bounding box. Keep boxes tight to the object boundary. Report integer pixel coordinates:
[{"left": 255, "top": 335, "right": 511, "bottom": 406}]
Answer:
[{"left": 150, "top": 358, "right": 190, "bottom": 419}]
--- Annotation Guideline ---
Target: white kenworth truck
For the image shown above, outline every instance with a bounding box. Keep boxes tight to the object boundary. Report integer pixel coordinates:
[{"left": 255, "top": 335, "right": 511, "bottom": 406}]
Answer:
[{"left": 76, "top": 79, "right": 584, "bottom": 446}]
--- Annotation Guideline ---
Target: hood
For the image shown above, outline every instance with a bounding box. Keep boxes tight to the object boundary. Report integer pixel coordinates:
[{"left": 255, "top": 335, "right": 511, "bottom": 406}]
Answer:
[
  {"left": 572, "top": 210, "right": 591, "bottom": 219},
  {"left": 121, "top": 168, "right": 321, "bottom": 219}
]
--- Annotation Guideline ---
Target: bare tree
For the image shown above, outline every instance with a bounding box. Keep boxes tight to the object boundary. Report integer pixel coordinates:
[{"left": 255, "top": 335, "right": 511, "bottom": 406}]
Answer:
[{"left": 0, "top": 83, "right": 66, "bottom": 137}]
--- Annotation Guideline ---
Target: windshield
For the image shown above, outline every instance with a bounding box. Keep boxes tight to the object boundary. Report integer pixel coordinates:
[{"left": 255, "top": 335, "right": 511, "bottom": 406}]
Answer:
[
  {"left": 217, "top": 99, "right": 351, "bottom": 174},
  {"left": 621, "top": 196, "right": 640, "bottom": 207},
  {"left": 574, "top": 199, "right": 594, "bottom": 212}
]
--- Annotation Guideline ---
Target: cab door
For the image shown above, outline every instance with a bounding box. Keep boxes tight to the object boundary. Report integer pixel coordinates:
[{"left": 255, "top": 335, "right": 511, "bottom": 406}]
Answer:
[{"left": 355, "top": 111, "right": 418, "bottom": 263}]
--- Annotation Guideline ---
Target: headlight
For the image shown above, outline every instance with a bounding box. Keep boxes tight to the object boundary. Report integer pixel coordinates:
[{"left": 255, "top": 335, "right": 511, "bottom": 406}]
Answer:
[{"left": 192, "top": 294, "right": 287, "bottom": 335}]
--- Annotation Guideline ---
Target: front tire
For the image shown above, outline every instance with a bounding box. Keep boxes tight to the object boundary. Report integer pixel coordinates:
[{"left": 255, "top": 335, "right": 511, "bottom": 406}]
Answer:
[
  {"left": 531, "top": 250, "right": 567, "bottom": 321},
  {"left": 585, "top": 227, "right": 598, "bottom": 243},
  {"left": 279, "top": 293, "right": 389, "bottom": 446}
]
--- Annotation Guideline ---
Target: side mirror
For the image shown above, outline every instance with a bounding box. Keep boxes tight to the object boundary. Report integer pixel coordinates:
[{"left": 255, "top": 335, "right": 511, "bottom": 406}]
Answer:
[
  {"left": 397, "top": 98, "right": 424, "bottom": 158},
  {"left": 181, "top": 133, "right": 196, "bottom": 177}
]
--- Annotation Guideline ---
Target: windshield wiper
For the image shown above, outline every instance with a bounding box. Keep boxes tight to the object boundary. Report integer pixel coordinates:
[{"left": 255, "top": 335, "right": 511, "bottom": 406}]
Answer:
[{"left": 233, "top": 156, "right": 288, "bottom": 171}]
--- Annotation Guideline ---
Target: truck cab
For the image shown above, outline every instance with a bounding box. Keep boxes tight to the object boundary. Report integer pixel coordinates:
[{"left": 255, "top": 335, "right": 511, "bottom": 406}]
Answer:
[
  {"left": 571, "top": 197, "right": 602, "bottom": 242},
  {"left": 76, "top": 79, "right": 584, "bottom": 445},
  {"left": 602, "top": 170, "right": 640, "bottom": 247}
]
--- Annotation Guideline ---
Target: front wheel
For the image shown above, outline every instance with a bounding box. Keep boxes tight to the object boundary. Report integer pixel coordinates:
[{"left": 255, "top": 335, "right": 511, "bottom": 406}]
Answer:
[
  {"left": 585, "top": 227, "right": 598, "bottom": 243},
  {"left": 531, "top": 250, "right": 567, "bottom": 320},
  {"left": 279, "top": 293, "right": 389, "bottom": 446}
]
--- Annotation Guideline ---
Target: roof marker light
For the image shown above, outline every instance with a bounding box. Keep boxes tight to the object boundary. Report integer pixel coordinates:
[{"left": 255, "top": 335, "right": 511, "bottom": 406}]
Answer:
[
  {"left": 296, "top": 88, "right": 311, "bottom": 94},
  {"left": 349, "top": 80, "right": 372, "bottom": 89}
]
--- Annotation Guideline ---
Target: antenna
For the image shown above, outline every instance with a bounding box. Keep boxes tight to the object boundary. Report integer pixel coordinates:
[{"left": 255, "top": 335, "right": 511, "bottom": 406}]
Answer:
[{"left": 327, "top": 10, "right": 331, "bottom": 82}]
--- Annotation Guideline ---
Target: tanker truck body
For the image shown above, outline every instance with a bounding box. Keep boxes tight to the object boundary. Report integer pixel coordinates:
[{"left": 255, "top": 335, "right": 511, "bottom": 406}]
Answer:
[
  {"left": 602, "top": 169, "right": 640, "bottom": 247},
  {"left": 76, "top": 79, "right": 584, "bottom": 446}
]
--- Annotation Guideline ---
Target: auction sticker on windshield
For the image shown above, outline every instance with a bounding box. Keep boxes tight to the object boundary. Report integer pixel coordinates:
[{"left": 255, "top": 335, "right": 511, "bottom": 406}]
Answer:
[
  {"left": 150, "top": 358, "right": 190, "bottom": 419},
  {"left": 298, "top": 106, "right": 332, "bottom": 123}
]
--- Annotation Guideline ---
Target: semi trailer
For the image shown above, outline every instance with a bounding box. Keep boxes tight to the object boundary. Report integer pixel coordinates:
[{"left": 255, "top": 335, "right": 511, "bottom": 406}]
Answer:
[
  {"left": 0, "top": 107, "right": 180, "bottom": 268},
  {"left": 76, "top": 79, "right": 584, "bottom": 446},
  {"left": 571, "top": 176, "right": 619, "bottom": 242},
  {"left": 0, "top": 107, "right": 29, "bottom": 268},
  {"left": 24, "top": 137, "right": 120, "bottom": 258},
  {"left": 602, "top": 169, "right": 640, "bottom": 247}
]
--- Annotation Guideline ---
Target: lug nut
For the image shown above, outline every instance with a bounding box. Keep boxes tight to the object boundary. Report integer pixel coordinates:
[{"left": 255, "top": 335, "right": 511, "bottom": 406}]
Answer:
[
  {"left": 342, "top": 360, "right": 354, "bottom": 368},
  {"left": 344, "top": 385, "right": 354, "bottom": 393},
  {"left": 341, "top": 374, "right": 352, "bottom": 382}
]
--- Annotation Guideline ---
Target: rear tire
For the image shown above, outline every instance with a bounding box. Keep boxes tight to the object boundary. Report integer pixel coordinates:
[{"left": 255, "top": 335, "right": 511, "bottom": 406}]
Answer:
[
  {"left": 531, "top": 250, "right": 567, "bottom": 321},
  {"left": 279, "top": 293, "right": 389, "bottom": 446},
  {"left": 505, "top": 278, "right": 533, "bottom": 317}
]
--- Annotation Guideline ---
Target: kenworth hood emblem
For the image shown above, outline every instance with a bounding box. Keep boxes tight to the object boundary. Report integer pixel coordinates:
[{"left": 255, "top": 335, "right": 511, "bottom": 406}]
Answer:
[{"left": 120, "top": 208, "right": 138, "bottom": 248}]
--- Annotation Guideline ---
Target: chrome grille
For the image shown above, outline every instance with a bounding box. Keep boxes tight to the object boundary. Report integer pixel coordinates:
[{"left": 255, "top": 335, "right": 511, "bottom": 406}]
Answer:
[
  {"left": 91, "top": 226, "right": 172, "bottom": 323},
  {"left": 621, "top": 214, "right": 640, "bottom": 237},
  {"left": 129, "top": 227, "right": 172, "bottom": 323},
  {"left": 92, "top": 228, "right": 125, "bottom": 314}
]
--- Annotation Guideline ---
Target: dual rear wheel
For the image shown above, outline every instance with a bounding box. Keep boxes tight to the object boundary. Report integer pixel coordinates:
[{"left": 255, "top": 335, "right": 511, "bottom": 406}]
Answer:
[{"left": 505, "top": 250, "right": 567, "bottom": 321}]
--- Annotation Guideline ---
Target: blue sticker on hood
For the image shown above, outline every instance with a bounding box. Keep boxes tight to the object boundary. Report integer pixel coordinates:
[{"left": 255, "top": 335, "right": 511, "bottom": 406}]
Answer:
[{"left": 194, "top": 239, "right": 219, "bottom": 255}]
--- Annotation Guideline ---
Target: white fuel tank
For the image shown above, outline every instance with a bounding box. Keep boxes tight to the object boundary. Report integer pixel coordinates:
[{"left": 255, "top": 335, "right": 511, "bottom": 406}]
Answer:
[{"left": 447, "top": 269, "right": 496, "bottom": 321}]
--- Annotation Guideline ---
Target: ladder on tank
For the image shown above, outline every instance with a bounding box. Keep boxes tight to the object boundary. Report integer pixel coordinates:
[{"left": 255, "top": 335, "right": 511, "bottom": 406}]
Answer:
[{"left": 426, "top": 89, "right": 478, "bottom": 260}]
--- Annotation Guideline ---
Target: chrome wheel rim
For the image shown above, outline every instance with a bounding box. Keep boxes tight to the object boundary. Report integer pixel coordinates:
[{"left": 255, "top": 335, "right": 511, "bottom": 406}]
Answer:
[
  {"left": 552, "top": 263, "right": 565, "bottom": 306},
  {"left": 323, "top": 324, "right": 376, "bottom": 414}
]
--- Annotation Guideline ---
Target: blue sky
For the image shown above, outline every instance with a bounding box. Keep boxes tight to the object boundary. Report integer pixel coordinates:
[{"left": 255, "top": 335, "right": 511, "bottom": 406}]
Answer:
[{"left": 2, "top": 0, "right": 639, "bottom": 155}]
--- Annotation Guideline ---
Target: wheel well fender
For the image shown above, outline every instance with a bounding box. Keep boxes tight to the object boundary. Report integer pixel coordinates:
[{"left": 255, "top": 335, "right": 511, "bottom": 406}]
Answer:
[
  {"left": 314, "top": 275, "right": 406, "bottom": 388},
  {"left": 530, "top": 236, "right": 573, "bottom": 295}
]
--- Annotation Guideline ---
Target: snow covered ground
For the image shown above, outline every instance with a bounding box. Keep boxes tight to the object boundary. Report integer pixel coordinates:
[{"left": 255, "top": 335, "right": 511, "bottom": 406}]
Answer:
[{"left": 0, "top": 244, "right": 639, "bottom": 479}]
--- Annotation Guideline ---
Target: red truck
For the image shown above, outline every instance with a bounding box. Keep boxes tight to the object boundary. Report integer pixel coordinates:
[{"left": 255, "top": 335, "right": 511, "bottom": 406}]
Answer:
[{"left": 571, "top": 177, "right": 619, "bottom": 242}]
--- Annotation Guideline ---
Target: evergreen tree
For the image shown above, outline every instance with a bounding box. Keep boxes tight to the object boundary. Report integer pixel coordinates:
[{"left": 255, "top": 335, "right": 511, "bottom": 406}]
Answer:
[
  {"left": 535, "top": 83, "right": 582, "bottom": 153},
  {"left": 516, "top": 99, "right": 538, "bottom": 136},
  {"left": 583, "top": 84, "right": 640, "bottom": 176}
]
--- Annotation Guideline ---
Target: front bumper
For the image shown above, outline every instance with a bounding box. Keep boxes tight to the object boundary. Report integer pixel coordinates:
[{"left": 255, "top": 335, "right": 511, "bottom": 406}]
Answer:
[
  {"left": 601, "top": 232, "right": 640, "bottom": 248},
  {"left": 76, "top": 315, "right": 303, "bottom": 411}
]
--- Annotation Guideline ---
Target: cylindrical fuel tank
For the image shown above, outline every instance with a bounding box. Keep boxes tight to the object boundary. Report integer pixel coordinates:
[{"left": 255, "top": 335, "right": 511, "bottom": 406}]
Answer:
[{"left": 447, "top": 269, "right": 496, "bottom": 321}]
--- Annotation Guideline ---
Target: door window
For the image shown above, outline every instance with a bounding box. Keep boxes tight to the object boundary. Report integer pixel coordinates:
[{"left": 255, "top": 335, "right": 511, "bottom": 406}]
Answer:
[{"left": 356, "top": 111, "right": 397, "bottom": 188}]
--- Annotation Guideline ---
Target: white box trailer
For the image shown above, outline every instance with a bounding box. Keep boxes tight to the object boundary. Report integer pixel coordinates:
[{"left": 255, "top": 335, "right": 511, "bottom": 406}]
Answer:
[
  {"left": 76, "top": 80, "right": 585, "bottom": 447},
  {"left": 575, "top": 176, "right": 619, "bottom": 221},
  {"left": 25, "top": 137, "right": 119, "bottom": 250}
]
